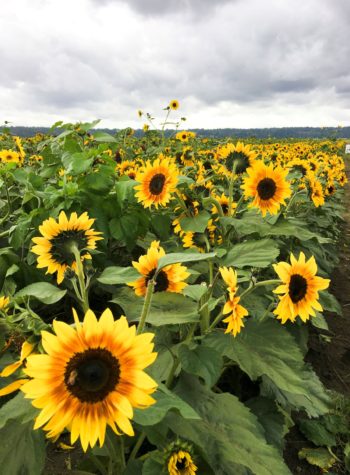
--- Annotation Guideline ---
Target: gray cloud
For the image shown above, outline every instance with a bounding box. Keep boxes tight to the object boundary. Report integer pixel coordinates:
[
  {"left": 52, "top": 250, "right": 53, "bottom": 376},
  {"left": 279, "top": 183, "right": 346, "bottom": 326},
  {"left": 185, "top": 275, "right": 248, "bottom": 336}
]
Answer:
[{"left": 0, "top": 0, "right": 349, "bottom": 127}]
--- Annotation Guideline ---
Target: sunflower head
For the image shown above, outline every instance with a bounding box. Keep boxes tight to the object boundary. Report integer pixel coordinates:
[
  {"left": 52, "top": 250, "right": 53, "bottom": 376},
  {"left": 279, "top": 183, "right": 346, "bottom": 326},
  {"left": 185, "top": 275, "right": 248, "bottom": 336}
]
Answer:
[
  {"left": 273, "top": 252, "right": 330, "bottom": 323},
  {"left": 32, "top": 211, "right": 103, "bottom": 284},
  {"left": 134, "top": 157, "right": 179, "bottom": 209},
  {"left": 169, "top": 100, "right": 180, "bottom": 110},
  {"left": 21, "top": 308, "right": 157, "bottom": 451},
  {"left": 165, "top": 441, "right": 198, "bottom": 475}
]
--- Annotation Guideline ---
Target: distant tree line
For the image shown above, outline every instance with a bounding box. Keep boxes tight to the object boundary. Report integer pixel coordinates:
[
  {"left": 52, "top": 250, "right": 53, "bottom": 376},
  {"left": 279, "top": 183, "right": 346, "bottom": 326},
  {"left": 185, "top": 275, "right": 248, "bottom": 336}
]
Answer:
[{"left": 4, "top": 125, "right": 350, "bottom": 140}]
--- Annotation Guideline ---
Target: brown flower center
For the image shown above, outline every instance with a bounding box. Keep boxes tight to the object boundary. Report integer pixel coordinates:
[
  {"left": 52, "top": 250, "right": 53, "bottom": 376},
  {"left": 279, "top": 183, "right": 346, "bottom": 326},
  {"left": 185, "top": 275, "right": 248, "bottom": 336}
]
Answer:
[
  {"left": 149, "top": 173, "right": 166, "bottom": 195},
  {"left": 65, "top": 348, "right": 120, "bottom": 403},
  {"left": 289, "top": 274, "right": 308, "bottom": 303},
  {"left": 257, "top": 178, "right": 277, "bottom": 200},
  {"left": 146, "top": 269, "right": 169, "bottom": 292}
]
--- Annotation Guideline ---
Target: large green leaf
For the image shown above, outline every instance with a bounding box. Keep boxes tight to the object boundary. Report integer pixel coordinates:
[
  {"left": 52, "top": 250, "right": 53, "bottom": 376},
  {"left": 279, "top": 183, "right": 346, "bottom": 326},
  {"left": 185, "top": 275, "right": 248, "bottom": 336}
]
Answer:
[
  {"left": 111, "top": 287, "right": 199, "bottom": 325},
  {"left": 97, "top": 266, "right": 139, "bottom": 285},
  {"left": 179, "top": 210, "right": 211, "bottom": 233},
  {"left": 157, "top": 251, "right": 216, "bottom": 271},
  {"left": 166, "top": 374, "right": 291, "bottom": 475},
  {"left": 222, "top": 239, "right": 280, "bottom": 268},
  {"left": 15, "top": 282, "right": 67, "bottom": 304},
  {"left": 0, "top": 419, "right": 46, "bottom": 475},
  {"left": 133, "top": 384, "right": 200, "bottom": 426},
  {"left": 178, "top": 343, "right": 223, "bottom": 387},
  {"left": 205, "top": 319, "right": 330, "bottom": 416},
  {"left": 0, "top": 393, "right": 39, "bottom": 429},
  {"left": 222, "top": 215, "right": 331, "bottom": 244}
]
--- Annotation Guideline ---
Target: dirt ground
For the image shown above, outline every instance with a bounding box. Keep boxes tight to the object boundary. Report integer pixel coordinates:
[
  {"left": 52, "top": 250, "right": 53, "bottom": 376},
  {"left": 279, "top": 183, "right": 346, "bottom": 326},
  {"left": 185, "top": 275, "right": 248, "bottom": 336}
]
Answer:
[{"left": 285, "top": 156, "right": 350, "bottom": 474}]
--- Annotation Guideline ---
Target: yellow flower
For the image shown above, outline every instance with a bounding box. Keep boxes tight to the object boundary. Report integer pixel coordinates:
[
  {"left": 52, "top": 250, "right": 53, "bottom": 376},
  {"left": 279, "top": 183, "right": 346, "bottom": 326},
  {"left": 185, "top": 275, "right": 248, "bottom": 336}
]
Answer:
[
  {"left": 0, "top": 341, "right": 35, "bottom": 396},
  {"left": 128, "top": 241, "right": 189, "bottom": 297},
  {"left": 168, "top": 449, "right": 197, "bottom": 475},
  {"left": 217, "top": 141, "right": 256, "bottom": 175},
  {"left": 169, "top": 100, "right": 179, "bottom": 110},
  {"left": 32, "top": 211, "right": 103, "bottom": 284},
  {"left": 273, "top": 252, "right": 330, "bottom": 323},
  {"left": 0, "top": 296, "right": 10, "bottom": 311},
  {"left": 143, "top": 124, "right": 150, "bottom": 132},
  {"left": 219, "top": 267, "right": 248, "bottom": 336},
  {"left": 21, "top": 308, "right": 158, "bottom": 451},
  {"left": 134, "top": 157, "right": 179, "bottom": 209},
  {"left": 241, "top": 161, "right": 292, "bottom": 216}
]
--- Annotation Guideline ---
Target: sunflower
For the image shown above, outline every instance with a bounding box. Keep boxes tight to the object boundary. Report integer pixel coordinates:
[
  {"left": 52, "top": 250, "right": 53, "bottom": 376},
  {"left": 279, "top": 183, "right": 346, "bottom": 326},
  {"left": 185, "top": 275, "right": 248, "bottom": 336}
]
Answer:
[
  {"left": 32, "top": 211, "right": 103, "bottom": 284},
  {"left": 210, "top": 193, "right": 236, "bottom": 216},
  {"left": 0, "top": 149, "right": 23, "bottom": 164},
  {"left": 134, "top": 157, "right": 178, "bottom": 209},
  {"left": 217, "top": 141, "right": 256, "bottom": 175},
  {"left": 0, "top": 295, "right": 10, "bottom": 311},
  {"left": 176, "top": 131, "right": 190, "bottom": 142},
  {"left": 273, "top": 252, "right": 330, "bottom": 323},
  {"left": 219, "top": 267, "right": 248, "bottom": 337},
  {"left": 168, "top": 450, "right": 198, "bottom": 475},
  {"left": 241, "top": 161, "right": 291, "bottom": 216},
  {"left": 21, "top": 308, "right": 157, "bottom": 451},
  {"left": 128, "top": 241, "right": 189, "bottom": 297},
  {"left": 0, "top": 341, "right": 35, "bottom": 397},
  {"left": 308, "top": 176, "right": 325, "bottom": 207},
  {"left": 169, "top": 100, "right": 179, "bottom": 110}
]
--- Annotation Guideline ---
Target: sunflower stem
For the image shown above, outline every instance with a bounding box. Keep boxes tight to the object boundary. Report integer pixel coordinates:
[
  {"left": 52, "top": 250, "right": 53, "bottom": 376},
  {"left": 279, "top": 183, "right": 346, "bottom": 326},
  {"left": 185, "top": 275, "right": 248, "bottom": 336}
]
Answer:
[
  {"left": 202, "top": 197, "right": 225, "bottom": 218},
  {"left": 71, "top": 247, "right": 90, "bottom": 313},
  {"left": 208, "top": 310, "right": 224, "bottom": 331},
  {"left": 129, "top": 431, "right": 147, "bottom": 462},
  {"left": 239, "top": 279, "right": 281, "bottom": 300},
  {"left": 89, "top": 453, "right": 108, "bottom": 475},
  {"left": 137, "top": 279, "right": 155, "bottom": 334}
]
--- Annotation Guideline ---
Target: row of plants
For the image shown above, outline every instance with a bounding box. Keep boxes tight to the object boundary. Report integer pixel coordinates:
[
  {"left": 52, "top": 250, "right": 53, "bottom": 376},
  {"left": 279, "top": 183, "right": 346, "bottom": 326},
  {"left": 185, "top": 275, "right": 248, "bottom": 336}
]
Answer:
[{"left": 0, "top": 104, "right": 348, "bottom": 474}]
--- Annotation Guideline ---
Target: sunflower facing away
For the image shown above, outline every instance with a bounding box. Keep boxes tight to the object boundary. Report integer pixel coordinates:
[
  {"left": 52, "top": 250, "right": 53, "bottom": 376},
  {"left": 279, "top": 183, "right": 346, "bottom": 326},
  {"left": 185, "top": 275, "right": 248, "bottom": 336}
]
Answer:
[
  {"left": 134, "top": 157, "right": 179, "bottom": 209},
  {"left": 241, "top": 161, "right": 292, "bottom": 216},
  {"left": 32, "top": 211, "right": 103, "bottom": 284},
  {"left": 21, "top": 308, "right": 157, "bottom": 451},
  {"left": 217, "top": 141, "right": 256, "bottom": 175},
  {"left": 219, "top": 267, "right": 248, "bottom": 337},
  {"left": 128, "top": 241, "right": 189, "bottom": 296},
  {"left": 273, "top": 252, "right": 330, "bottom": 323},
  {"left": 168, "top": 449, "right": 198, "bottom": 475}
]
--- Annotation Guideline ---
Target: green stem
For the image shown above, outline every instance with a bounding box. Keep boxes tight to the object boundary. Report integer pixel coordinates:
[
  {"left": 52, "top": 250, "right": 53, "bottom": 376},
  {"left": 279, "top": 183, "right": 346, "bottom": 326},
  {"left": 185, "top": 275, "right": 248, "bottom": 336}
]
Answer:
[
  {"left": 136, "top": 279, "right": 155, "bottom": 334},
  {"left": 284, "top": 189, "right": 304, "bottom": 216},
  {"left": 89, "top": 453, "right": 108, "bottom": 475},
  {"left": 260, "top": 302, "right": 275, "bottom": 322},
  {"left": 202, "top": 197, "right": 225, "bottom": 218},
  {"left": 129, "top": 432, "right": 147, "bottom": 462},
  {"left": 239, "top": 279, "right": 281, "bottom": 300},
  {"left": 71, "top": 247, "right": 89, "bottom": 313},
  {"left": 208, "top": 310, "right": 224, "bottom": 331},
  {"left": 232, "top": 194, "right": 245, "bottom": 217}
]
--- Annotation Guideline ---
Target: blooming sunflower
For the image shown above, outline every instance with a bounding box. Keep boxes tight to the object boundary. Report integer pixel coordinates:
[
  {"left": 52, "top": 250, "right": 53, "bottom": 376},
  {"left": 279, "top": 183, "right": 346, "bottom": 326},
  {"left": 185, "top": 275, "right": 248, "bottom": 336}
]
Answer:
[
  {"left": 273, "top": 252, "right": 330, "bottom": 323},
  {"left": 219, "top": 267, "right": 248, "bottom": 337},
  {"left": 168, "top": 450, "right": 198, "bottom": 475},
  {"left": 0, "top": 149, "right": 22, "bottom": 165},
  {"left": 217, "top": 141, "right": 256, "bottom": 175},
  {"left": 169, "top": 100, "right": 179, "bottom": 110},
  {"left": 134, "top": 157, "right": 179, "bottom": 209},
  {"left": 308, "top": 176, "right": 325, "bottom": 207},
  {"left": 210, "top": 193, "right": 236, "bottom": 216},
  {"left": 128, "top": 241, "right": 189, "bottom": 297},
  {"left": 21, "top": 308, "right": 157, "bottom": 451},
  {"left": 241, "top": 161, "right": 292, "bottom": 216},
  {"left": 32, "top": 211, "right": 103, "bottom": 284}
]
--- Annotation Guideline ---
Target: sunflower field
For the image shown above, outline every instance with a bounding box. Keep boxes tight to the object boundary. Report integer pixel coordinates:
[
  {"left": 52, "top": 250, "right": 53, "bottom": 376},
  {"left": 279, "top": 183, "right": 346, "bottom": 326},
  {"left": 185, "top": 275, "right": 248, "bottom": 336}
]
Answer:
[{"left": 0, "top": 105, "right": 348, "bottom": 474}]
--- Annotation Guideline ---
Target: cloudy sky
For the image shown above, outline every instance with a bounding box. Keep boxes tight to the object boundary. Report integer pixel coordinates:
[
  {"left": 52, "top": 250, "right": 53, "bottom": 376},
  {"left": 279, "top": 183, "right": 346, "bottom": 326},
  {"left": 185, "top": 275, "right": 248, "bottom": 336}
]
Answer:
[{"left": 1, "top": 0, "right": 349, "bottom": 129}]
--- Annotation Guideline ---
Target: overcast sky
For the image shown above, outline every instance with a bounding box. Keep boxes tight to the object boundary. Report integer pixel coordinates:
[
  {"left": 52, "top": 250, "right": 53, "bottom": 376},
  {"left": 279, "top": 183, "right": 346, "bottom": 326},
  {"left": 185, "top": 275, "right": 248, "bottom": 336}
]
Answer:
[{"left": 1, "top": 0, "right": 349, "bottom": 129}]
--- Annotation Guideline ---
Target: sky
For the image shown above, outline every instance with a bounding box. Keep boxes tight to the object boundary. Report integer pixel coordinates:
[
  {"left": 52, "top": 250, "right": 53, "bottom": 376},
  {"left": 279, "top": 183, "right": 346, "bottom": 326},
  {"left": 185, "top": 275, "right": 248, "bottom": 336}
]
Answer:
[{"left": 1, "top": 0, "right": 349, "bottom": 129}]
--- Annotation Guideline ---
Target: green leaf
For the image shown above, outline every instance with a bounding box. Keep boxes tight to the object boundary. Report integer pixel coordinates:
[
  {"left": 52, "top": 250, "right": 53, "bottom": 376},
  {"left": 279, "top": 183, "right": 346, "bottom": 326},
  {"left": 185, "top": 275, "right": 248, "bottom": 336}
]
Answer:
[
  {"left": 115, "top": 179, "right": 137, "bottom": 203},
  {"left": 298, "top": 447, "right": 336, "bottom": 470},
  {"left": 142, "top": 457, "right": 164, "bottom": 475},
  {"left": 62, "top": 152, "right": 94, "bottom": 175},
  {"left": 319, "top": 291, "right": 342, "bottom": 316},
  {"left": 205, "top": 319, "right": 330, "bottom": 416},
  {"left": 182, "top": 284, "right": 208, "bottom": 301},
  {"left": 0, "top": 393, "right": 39, "bottom": 429},
  {"left": 97, "top": 266, "right": 139, "bottom": 285},
  {"left": 166, "top": 374, "right": 291, "bottom": 475},
  {"left": 0, "top": 419, "right": 46, "bottom": 475},
  {"left": 157, "top": 251, "right": 216, "bottom": 271},
  {"left": 15, "top": 282, "right": 67, "bottom": 304},
  {"left": 299, "top": 419, "right": 336, "bottom": 447},
  {"left": 133, "top": 384, "right": 200, "bottom": 426},
  {"left": 179, "top": 210, "right": 211, "bottom": 233},
  {"left": 222, "top": 239, "right": 280, "bottom": 268},
  {"left": 92, "top": 131, "right": 117, "bottom": 142},
  {"left": 111, "top": 287, "right": 199, "bottom": 325},
  {"left": 178, "top": 344, "right": 223, "bottom": 387}
]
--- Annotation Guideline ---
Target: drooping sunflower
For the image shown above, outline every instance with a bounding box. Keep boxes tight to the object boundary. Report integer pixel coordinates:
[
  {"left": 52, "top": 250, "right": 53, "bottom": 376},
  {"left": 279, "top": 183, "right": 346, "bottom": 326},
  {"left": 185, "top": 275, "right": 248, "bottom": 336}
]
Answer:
[
  {"left": 128, "top": 241, "right": 189, "bottom": 297},
  {"left": 21, "top": 308, "right": 157, "bottom": 451},
  {"left": 168, "top": 449, "right": 198, "bottom": 475},
  {"left": 273, "top": 252, "right": 330, "bottom": 323},
  {"left": 219, "top": 267, "right": 248, "bottom": 337},
  {"left": 241, "top": 161, "right": 292, "bottom": 216},
  {"left": 134, "top": 157, "right": 179, "bottom": 209},
  {"left": 32, "top": 211, "right": 103, "bottom": 284},
  {"left": 217, "top": 141, "right": 257, "bottom": 175},
  {"left": 308, "top": 175, "right": 325, "bottom": 207},
  {"left": 210, "top": 192, "right": 236, "bottom": 216}
]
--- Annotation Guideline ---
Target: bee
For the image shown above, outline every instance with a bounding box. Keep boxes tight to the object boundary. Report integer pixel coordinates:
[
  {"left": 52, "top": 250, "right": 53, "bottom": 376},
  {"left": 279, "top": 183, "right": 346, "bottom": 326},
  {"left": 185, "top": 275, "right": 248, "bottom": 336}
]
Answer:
[{"left": 67, "top": 370, "right": 78, "bottom": 387}]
